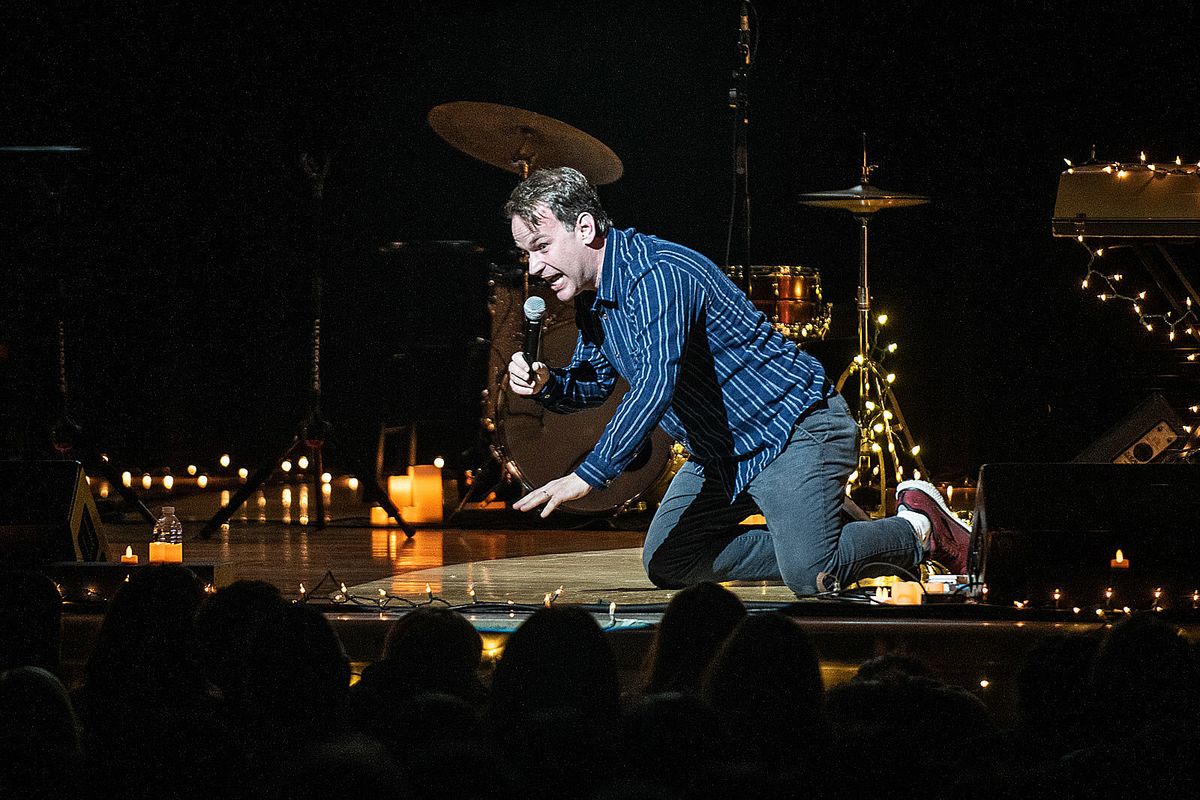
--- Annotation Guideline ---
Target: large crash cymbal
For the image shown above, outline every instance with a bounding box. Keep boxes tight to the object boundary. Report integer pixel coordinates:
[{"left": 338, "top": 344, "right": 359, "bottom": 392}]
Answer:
[
  {"left": 799, "top": 183, "right": 929, "bottom": 214},
  {"left": 428, "top": 101, "right": 623, "bottom": 185}
]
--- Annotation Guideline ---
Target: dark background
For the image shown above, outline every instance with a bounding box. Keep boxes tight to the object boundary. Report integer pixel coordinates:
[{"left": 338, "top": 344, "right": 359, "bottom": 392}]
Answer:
[{"left": 2, "top": 0, "right": 1197, "bottom": 480}]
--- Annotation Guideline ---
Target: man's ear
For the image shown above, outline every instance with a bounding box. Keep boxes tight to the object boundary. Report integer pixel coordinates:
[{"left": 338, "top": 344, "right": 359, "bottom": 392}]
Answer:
[{"left": 576, "top": 212, "right": 597, "bottom": 245}]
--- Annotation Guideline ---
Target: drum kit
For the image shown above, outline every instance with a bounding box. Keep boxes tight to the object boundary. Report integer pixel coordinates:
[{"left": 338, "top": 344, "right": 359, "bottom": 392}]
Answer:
[{"left": 427, "top": 102, "right": 929, "bottom": 516}]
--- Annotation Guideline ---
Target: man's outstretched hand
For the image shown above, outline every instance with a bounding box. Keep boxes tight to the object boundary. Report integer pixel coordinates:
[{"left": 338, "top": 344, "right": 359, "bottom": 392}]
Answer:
[{"left": 513, "top": 473, "right": 592, "bottom": 518}]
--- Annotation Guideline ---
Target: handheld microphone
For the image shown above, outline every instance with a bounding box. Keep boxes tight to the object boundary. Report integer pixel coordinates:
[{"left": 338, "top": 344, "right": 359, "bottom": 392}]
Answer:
[{"left": 522, "top": 296, "right": 547, "bottom": 378}]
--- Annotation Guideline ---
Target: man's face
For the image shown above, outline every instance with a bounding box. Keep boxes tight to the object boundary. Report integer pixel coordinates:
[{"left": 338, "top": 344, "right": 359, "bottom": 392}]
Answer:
[{"left": 511, "top": 203, "right": 598, "bottom": 301}]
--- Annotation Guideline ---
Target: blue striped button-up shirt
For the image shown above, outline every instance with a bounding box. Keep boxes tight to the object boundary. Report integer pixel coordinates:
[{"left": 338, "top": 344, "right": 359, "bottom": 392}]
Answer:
[{"left": 537, "top": 226, "right": 832, "bottom": 500}]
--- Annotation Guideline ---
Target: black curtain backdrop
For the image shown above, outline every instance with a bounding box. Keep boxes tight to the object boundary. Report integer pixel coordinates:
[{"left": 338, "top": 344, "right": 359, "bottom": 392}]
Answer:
[{"left": 2, "top": 0, "right": 1197, "bottom": 478}]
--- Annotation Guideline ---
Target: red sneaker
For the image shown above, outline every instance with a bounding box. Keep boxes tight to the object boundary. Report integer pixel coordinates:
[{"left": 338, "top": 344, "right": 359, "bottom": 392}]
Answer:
[{"left": 896, "top": 480, "right": 971, "bottom": 574}]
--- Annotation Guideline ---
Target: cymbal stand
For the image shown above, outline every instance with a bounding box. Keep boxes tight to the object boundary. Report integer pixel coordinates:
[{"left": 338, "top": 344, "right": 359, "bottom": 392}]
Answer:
[
  {"left": 4, "top": 146, "right": 154, "bottom": 521},
  {"left": 835, "top": 162, "right": 928, "bottom": 513},
  {"left": 199, "top": 154, "right": 413, "bottom": 538},
  {"left": 835, "top": 152, "right": 926, "bottom": 513}
]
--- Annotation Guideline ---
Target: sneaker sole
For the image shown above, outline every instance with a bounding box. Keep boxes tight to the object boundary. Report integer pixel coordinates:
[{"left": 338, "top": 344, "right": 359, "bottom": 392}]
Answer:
[{"left": 895, "top": 479, "right": 969, "bottom": 534}]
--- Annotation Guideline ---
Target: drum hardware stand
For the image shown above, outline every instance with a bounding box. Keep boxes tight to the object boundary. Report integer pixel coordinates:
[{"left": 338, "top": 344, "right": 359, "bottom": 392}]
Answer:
[
  {"left": 726, "top": 0, "right": 754, "bottom": 296},
  {"left": 199, "top": 153, "right": 412, "bottom": 539},
  {"left": 800, "top": 138, "right": 930, "bottom": 515},
  {"left": 0, "top": 146, "right": 154, "bottom": 522}
]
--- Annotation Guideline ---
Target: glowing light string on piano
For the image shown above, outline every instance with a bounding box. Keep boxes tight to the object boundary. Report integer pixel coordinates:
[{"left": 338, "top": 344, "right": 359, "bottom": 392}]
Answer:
[
  {"left": 1075, "top": 241, "right": 1199, "bottom": 346},
  {"left": 1063, "top": 152, "right": 1200, "bottom": 351}
]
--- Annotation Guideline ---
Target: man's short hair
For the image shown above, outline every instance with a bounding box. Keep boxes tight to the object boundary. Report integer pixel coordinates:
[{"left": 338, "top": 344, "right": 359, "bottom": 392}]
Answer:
[{"left": 504, "top": 167, "right": 611, "bottom": 235}]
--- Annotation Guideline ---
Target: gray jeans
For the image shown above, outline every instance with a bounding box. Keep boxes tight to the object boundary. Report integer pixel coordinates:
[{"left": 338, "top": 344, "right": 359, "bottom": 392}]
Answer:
[{"left": 641, "top": 393, "right": 922, "bottom": 596}]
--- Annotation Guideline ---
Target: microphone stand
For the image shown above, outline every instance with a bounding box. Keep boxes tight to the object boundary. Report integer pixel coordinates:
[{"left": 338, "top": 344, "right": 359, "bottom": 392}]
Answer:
[
  {"left": 727, "top": 0, "right": 753, "bottom": 295},
  {"left": 0, "top": 145, "right": 153, "bottom": 522},
  {"left": 199, "top": 153, "right": 413, "bottom": 538}
]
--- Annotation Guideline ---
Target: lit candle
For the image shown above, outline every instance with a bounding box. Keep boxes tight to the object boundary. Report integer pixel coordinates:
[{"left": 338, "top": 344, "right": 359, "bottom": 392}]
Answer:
[
  {"left": 120, "top": 546, "right": 138, "bottom": 565},
  {"left": 147, "top": 542, "right": 182, "bottom": 563},
  {"left": 1110, "top": 549, "right": 1130, "bottom": 569},
  {"left": 890, "top": 582, "right": 922, "bottom": 605},
  {"left": 874, "top": 585, "right": 889, "bottom": 603}
]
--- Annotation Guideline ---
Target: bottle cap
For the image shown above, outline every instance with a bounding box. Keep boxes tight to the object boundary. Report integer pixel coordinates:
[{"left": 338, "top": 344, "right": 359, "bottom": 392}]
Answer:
[{"left": 162, "top": 506, "right": 175, "bottom": 515}]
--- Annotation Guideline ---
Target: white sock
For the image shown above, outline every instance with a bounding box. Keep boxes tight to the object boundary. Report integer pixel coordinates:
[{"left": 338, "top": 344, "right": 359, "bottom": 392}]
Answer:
[{"left": 897, "top": 505, "right": 931, "bottom": 550}]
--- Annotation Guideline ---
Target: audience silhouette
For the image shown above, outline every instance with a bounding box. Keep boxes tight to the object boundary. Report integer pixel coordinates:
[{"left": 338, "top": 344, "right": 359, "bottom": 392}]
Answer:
[
  {"left": 14, "top": 563, "right": 1200, "bottom": 800},
  {"left": 640, "top": 581, "right": 746, "bottom": 696}
]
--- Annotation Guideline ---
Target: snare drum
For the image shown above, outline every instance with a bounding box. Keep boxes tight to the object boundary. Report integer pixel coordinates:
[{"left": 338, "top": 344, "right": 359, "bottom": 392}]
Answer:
[
  {"left": 725, "top": 265, "right": 830, "bottom": 341},
  {"left": 492, "top": 319, "right": 679, "bottom": 515}
]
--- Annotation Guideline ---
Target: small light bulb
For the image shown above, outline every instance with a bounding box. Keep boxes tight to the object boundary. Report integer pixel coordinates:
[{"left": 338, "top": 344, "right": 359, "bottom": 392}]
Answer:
[
  {"left": 321, "top": 472, "right": 332, "bottom": 483},
  {"left": 281, "top": 460, "right": 292, "bottom": 472},
  {"left": 298, "top": 456, "right": 309, "bottom": 469},
  {"left": 1176, "top": 156, "right": 1183, "bottom": 166},
  {"left": 220, "top": 454, "right": 231, "bottom": 468},
  {"left": 1063, "top": 158, "right": 1073, "bottom": 167},
  {"left": 876, "top": 313, "right": 888, "bottom": 325},
  {"left": 1140, "top": 151, "right": 1147, "bottom": 162},
  {"left": 885, "top": 373, "right": 896, "bottom": 383},
  {"left": 238, "top": 467, "right": 249, "bottom": 480},
  {"left": 162, "top": 475, "right": 174, "bottom": 491},
  {"left": 122, "top": 471, "right": 132, "bottom": 487},
  {"left": 187, "top": 464, "right": 197, "bottom": 475},
  {"left": 197, "top": 475, "right": 209, "bottom": 488},
  {"left": 141, "top": 474, "right": 152, "bottom": 490},
  {"left": 910, "top": 445, "right": 921, "bottom": 456}
]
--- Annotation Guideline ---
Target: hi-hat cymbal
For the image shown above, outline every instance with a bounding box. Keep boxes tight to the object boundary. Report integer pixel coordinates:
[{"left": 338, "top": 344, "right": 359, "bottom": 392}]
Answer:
[
  {"left": 799, "top": 183, "right": 928, "bottom": 214},
  {"left": 428, "top": 101, "right": 623, "bottom": 185}
]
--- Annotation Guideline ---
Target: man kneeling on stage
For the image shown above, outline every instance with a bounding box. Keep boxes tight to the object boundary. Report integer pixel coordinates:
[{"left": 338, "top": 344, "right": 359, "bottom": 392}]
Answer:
[{"left": 505, "top": 167, "right": 968, "bottom": 596}]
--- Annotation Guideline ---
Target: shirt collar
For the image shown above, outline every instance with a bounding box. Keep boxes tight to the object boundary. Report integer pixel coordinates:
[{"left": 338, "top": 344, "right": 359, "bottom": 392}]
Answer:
[{"left": 593, "top": 226, "right": 628, "bottom": 308}]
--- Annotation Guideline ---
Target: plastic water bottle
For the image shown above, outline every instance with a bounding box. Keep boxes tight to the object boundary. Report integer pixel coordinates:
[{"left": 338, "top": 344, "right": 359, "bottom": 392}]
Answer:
[{"left": 152, "top": 506, "right": 184, "bottom": 545}]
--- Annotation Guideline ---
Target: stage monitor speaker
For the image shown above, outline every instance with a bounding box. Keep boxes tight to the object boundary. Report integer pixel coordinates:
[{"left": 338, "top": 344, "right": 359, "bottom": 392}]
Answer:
[
  {"left": 971, "top": 463, "right": 1200, "bottom": 607},
  {"left": 0, "top": 461, "right": 110, "bottom": 567},
  {"left": 1074, "top": 393, "right": 1184, "bottom": 464}
]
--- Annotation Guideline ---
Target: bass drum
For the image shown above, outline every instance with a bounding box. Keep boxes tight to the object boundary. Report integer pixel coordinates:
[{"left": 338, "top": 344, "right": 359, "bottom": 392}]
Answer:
[{"left": 493, "top": 320, "right": 678, "bottom": 515}]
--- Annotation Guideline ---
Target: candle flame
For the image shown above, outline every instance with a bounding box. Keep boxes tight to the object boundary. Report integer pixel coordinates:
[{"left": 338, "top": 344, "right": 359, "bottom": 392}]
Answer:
[{"left": 1115, "top": 549, "right": 1124, "bottom": 562}]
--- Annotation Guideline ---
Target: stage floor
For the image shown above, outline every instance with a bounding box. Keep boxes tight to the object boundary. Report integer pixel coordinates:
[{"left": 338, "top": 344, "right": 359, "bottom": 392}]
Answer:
[{"left": 100, "top": 481, "right": 800, "bottom": 606}]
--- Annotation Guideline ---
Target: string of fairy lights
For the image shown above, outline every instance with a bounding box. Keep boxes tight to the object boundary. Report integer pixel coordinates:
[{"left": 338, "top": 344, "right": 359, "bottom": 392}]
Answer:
[
  {"left": 1065, "top": 152, "right": 1200, "bottom": 351},
  {"left": 298, "top": 569, "right": 622, "bottom": 626},
  {"left": 844, "top": 311, "right": 928, "bottom": 494},
  {"left": 1064, "top": 150, "right": 1200, "bottom": 438}
]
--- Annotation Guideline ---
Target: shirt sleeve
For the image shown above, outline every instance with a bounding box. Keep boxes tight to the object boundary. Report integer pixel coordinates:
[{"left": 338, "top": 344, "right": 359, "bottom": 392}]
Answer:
[
  {"left": 536, "top": 328, "right": 618, "bottom": 413},
  {"left": 574, "top": 263, "right": 697, "bottom": 489}
]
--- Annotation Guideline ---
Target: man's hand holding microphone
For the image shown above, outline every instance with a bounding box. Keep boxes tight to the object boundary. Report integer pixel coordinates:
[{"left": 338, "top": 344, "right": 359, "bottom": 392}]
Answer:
[{"left": 506, "top": 295, "right": 592, "bottom": 515}]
